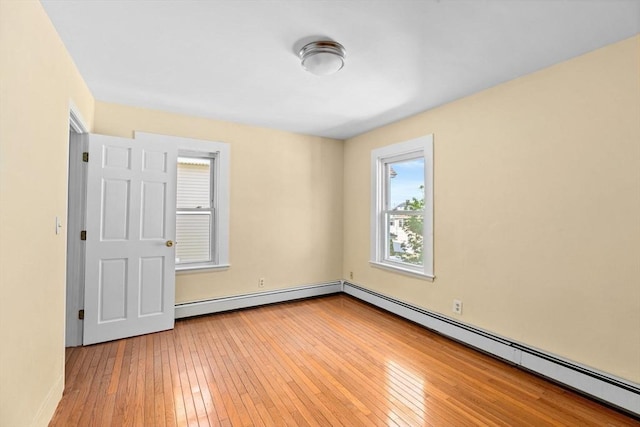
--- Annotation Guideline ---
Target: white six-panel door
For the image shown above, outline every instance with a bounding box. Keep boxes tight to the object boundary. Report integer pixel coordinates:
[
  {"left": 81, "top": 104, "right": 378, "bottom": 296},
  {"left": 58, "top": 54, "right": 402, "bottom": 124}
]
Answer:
[{"left": 83, "top": 134, "right": 177, "bottom": 345}]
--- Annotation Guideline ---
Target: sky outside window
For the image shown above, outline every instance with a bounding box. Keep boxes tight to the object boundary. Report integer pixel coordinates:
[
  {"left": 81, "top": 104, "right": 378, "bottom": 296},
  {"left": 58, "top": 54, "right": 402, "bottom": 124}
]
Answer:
[{"left": 388, "top": 158, "right": 424, "bottom": 208}]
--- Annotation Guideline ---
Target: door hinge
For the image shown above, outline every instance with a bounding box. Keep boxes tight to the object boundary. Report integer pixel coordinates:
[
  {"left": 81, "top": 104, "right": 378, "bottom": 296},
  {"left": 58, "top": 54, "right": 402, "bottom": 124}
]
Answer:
[
  {"left": 80, "top": 230, "right": 87, "bottom": 241},
  {"left": 78, "top": 309, "right": 85, "bottom": 320},
  {"left": 82, "top": 152, "right": 89, "bottom": 162}
]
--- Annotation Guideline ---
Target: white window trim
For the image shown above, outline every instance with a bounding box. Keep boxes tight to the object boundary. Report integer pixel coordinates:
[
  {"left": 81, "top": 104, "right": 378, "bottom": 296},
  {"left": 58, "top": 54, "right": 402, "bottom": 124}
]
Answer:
[
  {"left": 135, "top": 132, "right": 230, "bottom": 271},
  {"left": 370, "top": 134, "right": 434, "bottom": 280}
]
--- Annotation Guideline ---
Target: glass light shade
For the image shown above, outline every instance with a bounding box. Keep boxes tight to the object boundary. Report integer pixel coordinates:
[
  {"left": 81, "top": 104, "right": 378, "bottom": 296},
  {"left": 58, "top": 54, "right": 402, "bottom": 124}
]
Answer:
[
  {"left": 299, "top": 40, "right": 346, "bottom": 76},
  {"left": 302, "top": 51, "right": 344, "bottom": 75}
]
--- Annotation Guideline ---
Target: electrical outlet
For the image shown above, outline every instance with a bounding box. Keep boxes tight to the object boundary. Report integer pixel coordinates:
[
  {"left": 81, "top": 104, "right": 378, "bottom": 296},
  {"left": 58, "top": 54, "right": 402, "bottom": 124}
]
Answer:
[
  {"left": 453, "top": 299, "right": 463, "bottom": 315},
  {"left": 258, "top": 278, "right": 265, "bottom": 288}
]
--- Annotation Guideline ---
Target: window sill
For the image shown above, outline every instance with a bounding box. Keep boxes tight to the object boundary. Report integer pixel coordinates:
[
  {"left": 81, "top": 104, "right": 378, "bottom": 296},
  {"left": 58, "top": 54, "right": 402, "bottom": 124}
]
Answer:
[
  {"left": 369, "top": 261, "right": 434, "bottom": 282},
  {"left": 176, "top": 264, "right": 230, "bottom": 274}
]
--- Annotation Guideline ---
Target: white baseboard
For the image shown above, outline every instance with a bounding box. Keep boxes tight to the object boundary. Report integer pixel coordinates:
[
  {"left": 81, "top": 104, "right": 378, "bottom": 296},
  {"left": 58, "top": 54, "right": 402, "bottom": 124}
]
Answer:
[
  {"left": 342, "top": 281, "right": 640, "bottom": 417},
  {"left": 33, "top": 373, "right": 64, "bottom": 427},
  {"left": 174, "top": 281, "right": 342, "bottom": 319}
]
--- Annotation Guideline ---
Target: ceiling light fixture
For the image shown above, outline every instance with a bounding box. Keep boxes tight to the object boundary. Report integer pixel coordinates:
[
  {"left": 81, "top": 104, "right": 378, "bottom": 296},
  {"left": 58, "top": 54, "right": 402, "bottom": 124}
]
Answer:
[{"left": 299, "top": 40, "right": 346, "bottom": 76}]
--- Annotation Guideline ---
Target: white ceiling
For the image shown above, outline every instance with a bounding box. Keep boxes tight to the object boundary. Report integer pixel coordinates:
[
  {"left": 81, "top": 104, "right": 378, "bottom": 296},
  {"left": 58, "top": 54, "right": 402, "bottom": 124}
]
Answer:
[{"left": 41, "top": 0, "right": 640, "bottom": 140}]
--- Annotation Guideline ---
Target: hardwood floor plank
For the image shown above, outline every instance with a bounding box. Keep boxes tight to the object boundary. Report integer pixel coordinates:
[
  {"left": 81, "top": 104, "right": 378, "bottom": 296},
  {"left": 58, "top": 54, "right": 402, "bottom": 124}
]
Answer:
[
  {"left": 110, "top": 339, "right": 133, "bottom": 426},
  {"left": 50, "top": 295, "right": 639, "bottom": 426},
  {"left": 197, "top": 331, "right": 232, "bottom": 426},
  {"left": 210, "top": 320, "right": 254, "bottom": 426},
  {"left": 108, "top": 340, "right": 126, "bottom": 395},
  {"left": 160, "top": 334, "right": 178, "bottom": 427},
  {"left": 67, "top": 343, "right": 106, "bottom": 426},
  {"left": 149, "top": 335, "right": 166, "bottom": 427},
  {"left": 165, "top": 331, "right": 189, "bottom": 427},
  {"left": 178, "top": 323, "right": 211, "bottom": 426},
  {"left": 77, "top": 340, "right": 115, "bottom": 426}
]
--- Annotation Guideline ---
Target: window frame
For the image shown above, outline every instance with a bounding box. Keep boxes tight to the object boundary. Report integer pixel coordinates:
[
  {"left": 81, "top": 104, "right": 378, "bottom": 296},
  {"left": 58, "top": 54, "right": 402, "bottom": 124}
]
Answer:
[
  {"left": 175, "top": 152, "right": 216, "bottom": 269},
  {"left": 370, "top": 135, "right": 434, "bottom": 280}
]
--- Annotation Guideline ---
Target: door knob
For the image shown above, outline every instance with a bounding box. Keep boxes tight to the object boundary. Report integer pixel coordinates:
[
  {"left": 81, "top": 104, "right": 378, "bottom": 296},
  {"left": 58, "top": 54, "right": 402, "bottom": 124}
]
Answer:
[{"left": 166, "top": 240, "right": 174, "bottom": 247}]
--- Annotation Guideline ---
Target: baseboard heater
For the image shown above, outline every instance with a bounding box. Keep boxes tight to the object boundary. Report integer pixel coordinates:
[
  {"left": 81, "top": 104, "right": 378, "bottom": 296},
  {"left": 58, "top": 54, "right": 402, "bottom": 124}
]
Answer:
[
  {"left": 173, "top": 280, "right": 639, "bottom": 416},
  {"left": 342, "top": 281, "right": 640, "bottom": 417},
  {"left": 174, "top": 281, "right": 343, "bottom": 319}
]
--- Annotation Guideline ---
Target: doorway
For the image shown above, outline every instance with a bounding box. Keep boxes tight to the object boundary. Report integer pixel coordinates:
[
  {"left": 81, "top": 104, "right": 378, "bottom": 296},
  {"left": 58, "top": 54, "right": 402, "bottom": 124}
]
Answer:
[
  {"left": 65, "top": 119, "right": 179, "bottom": 346},
  {"left": 65, "top": 107, "right": 88, "bottom": 347}
]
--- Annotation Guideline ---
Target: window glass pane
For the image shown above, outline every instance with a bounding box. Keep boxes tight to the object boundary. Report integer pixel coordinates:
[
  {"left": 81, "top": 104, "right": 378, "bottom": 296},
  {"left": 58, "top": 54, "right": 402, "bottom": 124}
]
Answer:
[
  {"left": 387, "top": 158, "right": 424, "bottom": 210},
  {"left": 176, "top": 213, "right": 211, "bottom": 264},
  {"left": 386, "top": 213, "right": 423, "bottom": 266},
  {"left": 177, "top": 157, "right": 211, "bottom": 208}
]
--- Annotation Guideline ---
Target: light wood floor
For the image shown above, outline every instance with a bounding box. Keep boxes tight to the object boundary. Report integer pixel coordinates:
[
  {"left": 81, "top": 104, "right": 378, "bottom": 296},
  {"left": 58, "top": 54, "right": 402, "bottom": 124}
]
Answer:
[{"left": 50, "top": 294, "right": 637, "bottom": 426}]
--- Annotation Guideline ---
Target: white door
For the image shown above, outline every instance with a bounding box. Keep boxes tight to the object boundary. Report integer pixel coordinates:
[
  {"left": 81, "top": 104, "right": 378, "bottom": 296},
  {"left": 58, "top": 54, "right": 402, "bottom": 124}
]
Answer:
[{"left": 83, "top": 134, "right": 177, "bottom": 345}]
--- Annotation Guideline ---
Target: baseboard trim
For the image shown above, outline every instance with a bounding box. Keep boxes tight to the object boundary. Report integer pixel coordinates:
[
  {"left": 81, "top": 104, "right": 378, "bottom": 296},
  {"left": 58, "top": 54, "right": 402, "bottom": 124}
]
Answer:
[
  {"left": 34, "top": 373, "right": 64, "bottom": 427},
  {"left": 174, "top": 281, "right": 342, "bottom": 319},
  {"left": 342, "top": 281, "right": 640, "bottom": 416}
]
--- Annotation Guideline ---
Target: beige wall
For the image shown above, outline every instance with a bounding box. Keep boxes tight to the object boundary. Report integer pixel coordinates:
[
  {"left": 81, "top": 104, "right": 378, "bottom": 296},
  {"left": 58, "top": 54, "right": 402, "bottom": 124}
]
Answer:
[
  {"left": 343, "top": 36, "right": 640, "bottom": 383},
  {"left": 93, "top": 102, "right": 344, "bottom": 304},
  {"left": 0, "top": 2, "right": 95, "bottom": 426}
]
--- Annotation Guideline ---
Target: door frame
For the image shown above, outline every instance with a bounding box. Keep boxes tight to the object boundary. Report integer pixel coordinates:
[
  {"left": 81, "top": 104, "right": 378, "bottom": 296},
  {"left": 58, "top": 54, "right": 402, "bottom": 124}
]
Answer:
[{"left": 65, "top": 103, "right": 88, "bottom": 347}]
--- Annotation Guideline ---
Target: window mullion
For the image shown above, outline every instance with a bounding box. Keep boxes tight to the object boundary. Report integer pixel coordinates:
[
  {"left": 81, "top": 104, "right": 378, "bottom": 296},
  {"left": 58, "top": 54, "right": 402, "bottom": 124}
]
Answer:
[
  {"left": 385, "top": 209, "right": 424, "bottom": 216},
  {"left": 177, "top": 207, "right": 214, "bottom": 213}
]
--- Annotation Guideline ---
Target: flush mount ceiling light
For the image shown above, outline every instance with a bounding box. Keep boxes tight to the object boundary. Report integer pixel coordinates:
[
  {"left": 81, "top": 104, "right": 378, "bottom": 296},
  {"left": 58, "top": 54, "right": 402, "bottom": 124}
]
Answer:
[{"left": 299, "top": 40, "right": 346, "bottom": 76}]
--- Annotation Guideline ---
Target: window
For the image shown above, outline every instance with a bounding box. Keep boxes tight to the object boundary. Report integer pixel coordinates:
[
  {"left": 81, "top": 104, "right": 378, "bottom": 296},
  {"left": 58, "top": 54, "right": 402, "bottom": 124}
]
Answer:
[
  {"left": 173, "top": 139, "right": 230, "bottom": 272},
  {"left": 371, "top": 135, "right": 433, "bottom": 279},
  {"left": 175, "top": 138, "right": 230, "bottom": 272},
  {"left": 176, "top": 155, "right": 215, "bottom": 267}
]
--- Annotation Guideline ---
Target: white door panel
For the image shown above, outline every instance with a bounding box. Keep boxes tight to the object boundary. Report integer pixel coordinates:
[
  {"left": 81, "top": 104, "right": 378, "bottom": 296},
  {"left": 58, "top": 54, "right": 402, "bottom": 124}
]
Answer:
[{"left": 83, "top": 134, "right": 176, "bottom": 345}]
